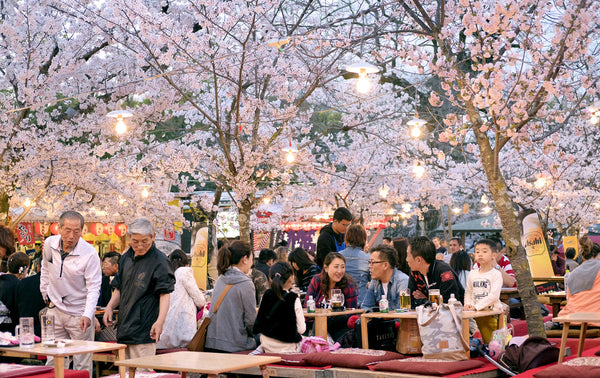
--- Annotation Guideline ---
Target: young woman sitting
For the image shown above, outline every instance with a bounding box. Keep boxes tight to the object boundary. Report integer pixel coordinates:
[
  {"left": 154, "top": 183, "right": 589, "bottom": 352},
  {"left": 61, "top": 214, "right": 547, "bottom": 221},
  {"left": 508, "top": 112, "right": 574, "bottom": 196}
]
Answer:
[{"left": 253, "top": 262, "right": 306, "bottom": 353}]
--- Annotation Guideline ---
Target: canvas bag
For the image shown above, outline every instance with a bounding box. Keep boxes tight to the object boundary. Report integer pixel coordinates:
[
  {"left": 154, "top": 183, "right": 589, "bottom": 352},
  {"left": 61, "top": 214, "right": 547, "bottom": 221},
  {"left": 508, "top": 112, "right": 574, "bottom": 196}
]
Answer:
[
  {"left": 416, "top": 301, "right": 469, "bottom": 360},
  {"left": 187, "top": 284, "right": 233, "bottom": 352}
]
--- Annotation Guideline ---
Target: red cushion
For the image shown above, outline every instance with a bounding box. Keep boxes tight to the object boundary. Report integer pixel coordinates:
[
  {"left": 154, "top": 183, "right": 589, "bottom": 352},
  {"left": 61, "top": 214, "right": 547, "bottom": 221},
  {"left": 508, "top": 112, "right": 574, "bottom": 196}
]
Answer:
[
  {"left": 534, "top": 357, "right": 600, "bottom": 378},
  {"left": 303, "top": 348, "right": 405, "bottom": 369},
  {"left": 0, "top": 364, "right": 54, "bottom": 378},
  {"left": 369, "top": 357, "right": 485, "bottom": 375},
  {"left": 21, "top": 371, "right": 88, "bottom": 378}
]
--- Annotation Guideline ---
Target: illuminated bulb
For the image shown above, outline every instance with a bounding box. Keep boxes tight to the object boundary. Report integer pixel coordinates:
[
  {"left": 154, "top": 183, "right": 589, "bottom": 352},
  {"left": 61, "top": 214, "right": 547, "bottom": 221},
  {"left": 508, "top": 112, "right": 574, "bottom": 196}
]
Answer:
[
  {"left": 356, "top": 74, "right": 370, "bottom": 94},
  {"left": 115, "top": 117, "right": 127, "bottom": 134},
  {"left": 534, "top": 177, "right": 548, "bottom": 190},
  {"left": 452, "top": 207, "right": 461, "bottom": 215},
  {"left": 118, "top": 197, "right": 126, "bottom": 205},
  {"left": 410, "top": 125, "right": 422, "bottom": 138},
  {"left": 286, "top": 150, "right": 295, "bottom": 163},
  {"left": 402, "top": 203, "right": 412, "bottom": 213},
  {"left": 481, "top": 194, "right": 489, "bottom": 204},
  {"left": 592, "top": 115, "right": 599, "bottom": 125},
  {"left": 378, "top": 185, "right": 389, "bottom": 198},
  {"left": 24, "top": 199, "right": 32, "bottom": 207},
  {"left": 482, "top": 206, "right": 492, "bottom": 214},
  {"left": 263, "top": 197, "right": 271, "bottom": 205},
  {"left": 413, "top": 163, "right": 425, "bottom": 178},
  {"left": 141, "top": 186, "right": 150, "bottom": 198}
]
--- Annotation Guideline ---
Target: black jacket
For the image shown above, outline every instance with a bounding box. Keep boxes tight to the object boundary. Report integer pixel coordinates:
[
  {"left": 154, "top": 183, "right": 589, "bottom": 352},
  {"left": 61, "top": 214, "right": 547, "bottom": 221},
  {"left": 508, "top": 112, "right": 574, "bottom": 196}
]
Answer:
[
  {"left": 112, "top": 245, "right": 175, "bottom": 344},
  {"left": 253, "top": 290, "right": 301, "bottom": 343},
  {"left": 316, "top": 223, "right": 345, "bottom": 268},
  {"left": 254, "top": 262, "right": 271, "bottom": 279},
  {"left": 15, "top": 273, "right": 46, "bottom": 336},
  {"left": 408, "top": 259, "right": 464, "bottom": 308}
]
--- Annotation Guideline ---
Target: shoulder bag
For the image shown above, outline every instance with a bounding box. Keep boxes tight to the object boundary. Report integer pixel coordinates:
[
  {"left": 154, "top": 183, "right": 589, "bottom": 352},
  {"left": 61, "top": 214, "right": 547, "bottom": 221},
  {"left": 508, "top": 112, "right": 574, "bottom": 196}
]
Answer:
[{"left": 187, "top": 284, "right": 233, "bottom": 351}]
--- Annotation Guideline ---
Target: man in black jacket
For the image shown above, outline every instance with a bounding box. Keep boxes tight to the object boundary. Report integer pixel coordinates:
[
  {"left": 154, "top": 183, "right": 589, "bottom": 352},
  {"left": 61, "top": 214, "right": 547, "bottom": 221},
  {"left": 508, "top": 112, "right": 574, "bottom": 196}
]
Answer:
[
  {"left": 316, "top": 207, "right": 353, "bottom": 268},
  {"left": 407, "top": 236, "right": 464, "bottom": 308}
]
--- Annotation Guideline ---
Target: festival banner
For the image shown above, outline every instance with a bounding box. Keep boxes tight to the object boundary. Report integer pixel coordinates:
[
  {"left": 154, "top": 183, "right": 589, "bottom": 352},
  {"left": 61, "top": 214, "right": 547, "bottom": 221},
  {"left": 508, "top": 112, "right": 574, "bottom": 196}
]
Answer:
[
  {"left": 16, "top": 223, "right": 34, "bottom": 245},
  {"left": 562, "top": 235, "right": 579, "bottom": 259}
]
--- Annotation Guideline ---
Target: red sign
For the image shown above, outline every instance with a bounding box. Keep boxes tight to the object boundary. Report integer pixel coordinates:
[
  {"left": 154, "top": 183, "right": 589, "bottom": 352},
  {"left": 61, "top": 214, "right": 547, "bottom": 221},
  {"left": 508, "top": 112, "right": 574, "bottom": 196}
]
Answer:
[
  {"left": 164, "top": 229, "right": 176, "bottom": 241},
  {"left": 16, "top": 223, "right": 34, "bottom": 245}
]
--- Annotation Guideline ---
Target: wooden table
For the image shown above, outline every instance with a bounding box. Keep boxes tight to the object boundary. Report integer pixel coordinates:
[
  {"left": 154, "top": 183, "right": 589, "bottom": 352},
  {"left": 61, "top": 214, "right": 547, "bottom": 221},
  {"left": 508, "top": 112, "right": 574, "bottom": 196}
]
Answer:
[
  {"left": 0, "top": 340, "right": 127, "bottom": 378},
  {"left": 533, "top": 276, "right": 564, "bottom": 284},
  {"left": 115, "top": 350, "right": 281, "bottom": 378},
  {"left": 360, "top": 309, "right": 505, "bottom": 358},
  {"left": 539, "top": 291, "right": 566, "bottom": 317},
  {"left": 304, "top": 308, "right": 365, "bottom": 340},
  {"left": 553, "top": 312, "right": 600, "bottom": 363}
]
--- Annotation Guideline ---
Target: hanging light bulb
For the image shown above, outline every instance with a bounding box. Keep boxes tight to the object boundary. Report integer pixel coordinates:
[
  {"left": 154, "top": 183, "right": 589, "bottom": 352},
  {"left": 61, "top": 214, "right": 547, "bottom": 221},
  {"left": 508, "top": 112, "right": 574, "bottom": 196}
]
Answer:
[
  {"left": 407, "top": 116, "right": 427, "bottom": 138},
  {"left": 107, "top": 110, "right": 133, "bottom": 135},
  {"left": 452, "top": 207, "right": 461, "bottom": 215},
  {"left": 402, "top": 203, "right": 412, "bottom": 213},
  {"left": 534, "top": 176, "right": 548, "bottom": 190},
  {"left": 346, "top": 62, "right": 380, "bottom": 94},
  {"left": 141, "top": 186, "right": 150, "bottom": 198},
  {"left": 263, "top": 197, "right": 271, "bottom": 205},
  {"left": 413, "top": 162, "right": 425, "bottom": 178},
  {"left": 481, "top": 194, "right": 489, "bottom": 204},
  {"left": 24, "top": 198, "right": 32, "bottom": 208},
  {"left": 481, "top": 205, "right": 492, "bottom": 214},
  {"left": 283, "top": 140, "right": 298, "bottom": 164},
  {"left": 378, "top": 184, "right": 389, "bottom": 198}
]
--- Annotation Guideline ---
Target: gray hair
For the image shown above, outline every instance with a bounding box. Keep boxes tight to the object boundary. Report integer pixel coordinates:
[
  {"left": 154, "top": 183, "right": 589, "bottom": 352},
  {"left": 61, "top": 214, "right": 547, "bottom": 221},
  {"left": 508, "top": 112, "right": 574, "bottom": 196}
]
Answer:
[
  {"left": 59, "top": 211, "right": 85, "bottom": 228},
  {"left": 128, "top": 217, "right": 155, "bottom": 236}
]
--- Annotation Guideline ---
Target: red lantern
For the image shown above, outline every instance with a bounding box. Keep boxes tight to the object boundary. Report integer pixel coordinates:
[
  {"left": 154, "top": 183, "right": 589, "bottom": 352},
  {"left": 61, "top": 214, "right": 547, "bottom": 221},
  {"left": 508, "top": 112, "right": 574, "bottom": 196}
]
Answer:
[
  {"left": 34, "top": 222, "right": 51, "bottom": 236},
  {"left": 104, "top": 223, "right": 115, "bottom": 235},
  {"left": 115, "top": 223, "right": 128, "bottom": 237},
  {"left": 90, "top": 223, "right": 104, "bottom": 236},
  {"left": 50, "top": 223, "right": 59, "bottom": 235}
]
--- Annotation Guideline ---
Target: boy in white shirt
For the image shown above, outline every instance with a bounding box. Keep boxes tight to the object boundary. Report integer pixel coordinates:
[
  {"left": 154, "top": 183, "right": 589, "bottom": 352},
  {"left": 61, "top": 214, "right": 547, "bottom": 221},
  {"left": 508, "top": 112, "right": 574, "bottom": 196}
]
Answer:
[{"left": 464, "top": 239, "right": 503, "bottom": 344}]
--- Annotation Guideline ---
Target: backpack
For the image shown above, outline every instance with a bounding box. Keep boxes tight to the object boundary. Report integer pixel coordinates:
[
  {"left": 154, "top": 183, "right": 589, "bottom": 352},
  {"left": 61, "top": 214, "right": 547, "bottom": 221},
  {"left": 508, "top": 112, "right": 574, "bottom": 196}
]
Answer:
[{"left": 497, "top": 336, "right": 560, "bottom": 373}]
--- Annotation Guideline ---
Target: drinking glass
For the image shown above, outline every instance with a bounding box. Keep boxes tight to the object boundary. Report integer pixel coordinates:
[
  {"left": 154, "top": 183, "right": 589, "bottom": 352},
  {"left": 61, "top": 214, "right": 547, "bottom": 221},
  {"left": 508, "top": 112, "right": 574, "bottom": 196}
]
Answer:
[
  {"left": 400, "top": 288, "right": 411, "bottom": 310},
  {"left": 330, "top": 288, "right": 344, "bottom": 309},
  {"left": 15, "top": 317, "right": 34, "bottom": 348},
  {"left": 41, "top": 313, "right": 55, "bottom": 343},
  {"left": 428, "top": 289, "right": 441, "bottom": 305}
]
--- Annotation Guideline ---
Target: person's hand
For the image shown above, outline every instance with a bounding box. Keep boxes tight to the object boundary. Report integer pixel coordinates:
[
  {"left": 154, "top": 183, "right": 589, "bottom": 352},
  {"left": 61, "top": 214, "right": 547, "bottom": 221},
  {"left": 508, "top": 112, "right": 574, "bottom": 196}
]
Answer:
[
  {"left": 80, "top": 316, "right": 91, "bottom": 332},
  {"left": 150, "top": 321, "right": 163, "bottom": 342},
  {"left": 413, "top": 290, "right": 426, "bottom": 299},
  {"left": 94, "top": 317, "right": 101, "bottom": 333},
  {"left": 551, "top": 254, "right": 558, "bottom": 261},
  {"left": 464, "top": 304, "right": 476, "bottom": 311},
  {"left": 103, "top": 308, "right": 113, "bottom": 327}
]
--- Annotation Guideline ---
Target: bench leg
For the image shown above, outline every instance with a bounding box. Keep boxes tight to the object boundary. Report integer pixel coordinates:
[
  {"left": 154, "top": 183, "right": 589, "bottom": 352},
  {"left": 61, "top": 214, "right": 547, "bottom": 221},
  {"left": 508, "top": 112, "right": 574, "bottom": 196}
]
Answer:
[{"left": 558, "top": 322, "right": 570, "bottom": 364}]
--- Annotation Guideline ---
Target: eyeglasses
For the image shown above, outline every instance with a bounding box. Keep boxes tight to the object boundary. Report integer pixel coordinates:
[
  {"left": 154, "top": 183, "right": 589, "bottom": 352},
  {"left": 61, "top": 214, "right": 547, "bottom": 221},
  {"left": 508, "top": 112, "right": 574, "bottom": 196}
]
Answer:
[{"left": 368, "top": 260, "right": 386, "bottom": 265}]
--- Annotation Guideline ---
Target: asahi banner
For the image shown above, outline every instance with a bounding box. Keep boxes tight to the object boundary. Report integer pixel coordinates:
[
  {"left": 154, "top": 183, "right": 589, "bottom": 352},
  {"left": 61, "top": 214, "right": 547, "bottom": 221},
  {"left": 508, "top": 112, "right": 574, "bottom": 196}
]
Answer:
[{"left": 517, "top": 209, "right": 554, "bottom": 278}]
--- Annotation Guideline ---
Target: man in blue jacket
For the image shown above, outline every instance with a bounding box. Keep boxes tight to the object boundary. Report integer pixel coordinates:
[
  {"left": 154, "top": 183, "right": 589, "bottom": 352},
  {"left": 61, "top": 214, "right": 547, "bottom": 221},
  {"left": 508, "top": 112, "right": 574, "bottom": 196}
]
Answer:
[{"left": 361, "top": 245, "right": 409, "bottom": 310}]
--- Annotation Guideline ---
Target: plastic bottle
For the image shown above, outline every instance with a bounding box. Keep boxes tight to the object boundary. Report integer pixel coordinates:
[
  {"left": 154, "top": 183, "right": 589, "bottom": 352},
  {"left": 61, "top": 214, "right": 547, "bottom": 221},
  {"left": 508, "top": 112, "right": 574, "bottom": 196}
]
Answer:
[
  {"left": 379, "top": 294, "right": 389, "bottom": 313},
  {"left": 448, "top": 293, "right": 457, "bottom": 306},
  {"left": 307, "top": 296, "right": 316, "bottom": 313}
]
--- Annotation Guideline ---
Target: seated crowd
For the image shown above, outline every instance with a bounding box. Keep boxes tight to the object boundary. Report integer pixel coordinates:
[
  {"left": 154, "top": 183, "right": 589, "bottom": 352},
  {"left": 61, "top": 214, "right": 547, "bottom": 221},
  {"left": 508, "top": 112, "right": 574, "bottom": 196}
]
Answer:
[{"left": 2, "top": 209, "right": 589, "bottom": 367}]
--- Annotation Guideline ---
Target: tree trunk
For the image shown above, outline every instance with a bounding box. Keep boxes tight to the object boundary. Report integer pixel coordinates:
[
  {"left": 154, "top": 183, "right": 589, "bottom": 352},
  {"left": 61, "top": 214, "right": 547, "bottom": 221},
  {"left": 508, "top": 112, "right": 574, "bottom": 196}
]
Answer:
[
  {"left": 0, "top": 192, "right": 8, "bottom": 225},
  {"left": 238, "top": 199, "right": 252, "bottom": 244},
  {"left": 472, "top": 124, "right": 546, "bottom": 337}
]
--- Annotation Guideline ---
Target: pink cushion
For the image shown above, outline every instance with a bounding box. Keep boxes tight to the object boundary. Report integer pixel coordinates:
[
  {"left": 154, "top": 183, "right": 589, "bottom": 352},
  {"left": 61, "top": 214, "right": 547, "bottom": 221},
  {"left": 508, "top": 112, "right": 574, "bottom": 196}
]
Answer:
[
  {"left": 20, "top": 371, "right": 88, "bottom": 378},
  {"left": 370, "top": 357, "right": 485, "bottom": 375},
  {"left": 0, "top": 364, "right": 54, "bottom": 378},
  {"left": 304, "top": 348, "right": 405, "bottom": 369}
]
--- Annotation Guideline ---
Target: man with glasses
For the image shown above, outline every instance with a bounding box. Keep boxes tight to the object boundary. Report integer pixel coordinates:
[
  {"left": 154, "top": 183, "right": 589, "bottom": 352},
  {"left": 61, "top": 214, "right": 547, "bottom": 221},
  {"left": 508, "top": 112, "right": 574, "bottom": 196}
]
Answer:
[
  {"left": 40, "top": 211, "right": 102, "bottom": 377},
  {"left": 103, "top": 218, "right": 175, "bottom": 360},
  {"left": 361, "top": 245, "right": 409, "bottom": 310},
  {"left": 316, "top": 207, "right": 353, "bottom": 268}
]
